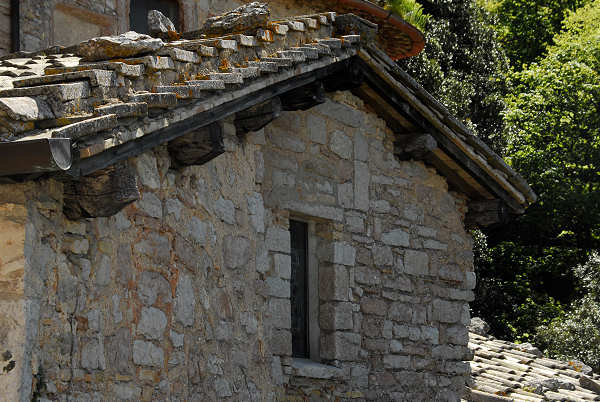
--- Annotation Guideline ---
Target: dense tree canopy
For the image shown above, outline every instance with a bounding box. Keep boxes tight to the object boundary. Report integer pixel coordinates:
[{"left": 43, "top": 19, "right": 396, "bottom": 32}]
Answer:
[
  {"left": 473, "top": 0, "right": 600, "bottom": 346},
  {"left": 485, "top": 0, "right": 589, "bottom": 67},
  {"left": 396, "top": 0, "right": 510, "bottom": 153}
]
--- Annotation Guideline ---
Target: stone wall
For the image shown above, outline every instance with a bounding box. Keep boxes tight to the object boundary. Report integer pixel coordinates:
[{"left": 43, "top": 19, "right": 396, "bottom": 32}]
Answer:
[
  {"left": 0, "top": 92, "right": 474, "bottom": 401},
  {"left": 0, "top": 0, "right": 10, "bottom": 56},
  {"left": 15, "top": 0, "right": 333, "bottom": 52},
  {"left": 258, "top": 92, "right": 474, "bottom": 401}
]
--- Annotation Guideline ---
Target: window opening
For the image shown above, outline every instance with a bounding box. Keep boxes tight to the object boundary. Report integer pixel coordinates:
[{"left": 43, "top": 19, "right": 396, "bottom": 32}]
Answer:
[
  {"left": 130, "top": 0, "right": 180, "bottom": 34},
  {"left": 290, "top": 219, "right": 309, "bottom": 358}
]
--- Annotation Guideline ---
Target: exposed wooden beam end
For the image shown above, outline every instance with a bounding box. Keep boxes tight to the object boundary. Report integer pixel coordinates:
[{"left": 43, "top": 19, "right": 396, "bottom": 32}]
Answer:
[
  {"left": 395, "top": 132, "right": 437, "bottom": 161},
  {"left": 235, "top": 97, "right": 282, "bottom": 134},
  {"left": 63, "top": 161, "right": 139, "bottom": 220},
  {"left": 168, "top": 122, "right": 224, "bottom": 168},
  {"left": 465, "top": 199, "right": 514, "bottom": 229}
]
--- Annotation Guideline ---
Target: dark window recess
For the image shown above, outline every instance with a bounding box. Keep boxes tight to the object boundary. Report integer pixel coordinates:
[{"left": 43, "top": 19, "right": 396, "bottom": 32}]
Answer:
[
  {"left": 290, "top": 220, "right": 309, "bottom": 358},
  {"left": 130, "top": 0, "right": 180, "bottom": 34}
]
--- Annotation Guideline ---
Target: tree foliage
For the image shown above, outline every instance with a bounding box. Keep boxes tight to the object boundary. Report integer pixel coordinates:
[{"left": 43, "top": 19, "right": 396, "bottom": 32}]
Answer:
[
  {"left": 396, "top": 0, "right": 510, "bottom": 153},
  {"left": 484, "top": 0, "right": 589, "bottom": 67},
  {"left": 384, "top": 0, "right": 430, "bottom": 31},
  {"left": 536, "top": 252, "right": 600, "bottom": 371},
  {"left": 473, "top": 0, "right": 600, "bottom": 344}
]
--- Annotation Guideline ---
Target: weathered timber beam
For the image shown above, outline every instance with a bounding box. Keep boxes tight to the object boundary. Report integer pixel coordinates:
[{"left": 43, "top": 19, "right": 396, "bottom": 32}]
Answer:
[
  {"left": 323, "top": 59, "right": 364, "bottom": 92},
  {"left": 63, "top": 161, "right": 139, "bottom": 220},
  {"left": 168, "top": 121, "right": 224, "bottom": 167},
  {"left": 235, "top": 97, "right": 282, "bottom": 134},
  {"left": 465, "top": 199, "right": 513, "bottom": 229},
  {"left": 280, "top": 81, "right": 325, "bottom": 111},
  {"left": 357, "top": 58, "right": 525, "bottom": 213},
  {"left": 395, "top": 133, "right": 437, "bottom": 161}
]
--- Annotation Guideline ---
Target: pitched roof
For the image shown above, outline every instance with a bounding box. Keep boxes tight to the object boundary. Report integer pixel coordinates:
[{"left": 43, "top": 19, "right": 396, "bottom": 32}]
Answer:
[
  {"left": 468, "top": 331, "right": 600, "bottom": 401},
  {"left": 0, "top": 5, "right": 535, "bottom": 221}
]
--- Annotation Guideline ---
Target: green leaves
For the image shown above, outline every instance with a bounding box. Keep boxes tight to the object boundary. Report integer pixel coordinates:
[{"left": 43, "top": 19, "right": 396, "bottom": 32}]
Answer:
[{"left": 384, "top": 0, "right": 430, "bottom": 31}]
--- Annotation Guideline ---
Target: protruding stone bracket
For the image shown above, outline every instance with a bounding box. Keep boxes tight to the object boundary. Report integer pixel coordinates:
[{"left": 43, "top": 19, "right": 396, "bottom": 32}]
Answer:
[
  {"left": 465, "top": 199, "right": 513, "bottom": 229},
  {"left": 280, "top": 81, "right": 326, "bottom": 111},
  {"left": 394, "top": 132, "right": 437, "bottom": 161},
  {"left": 235, "top": 97, "right": 282, "bottom": 134},
  {"left": 63, "top": 161, "right": 140, "bottom": 220},
  {"left": 168, "top": 122, "right": 224, "bottom": 167}
]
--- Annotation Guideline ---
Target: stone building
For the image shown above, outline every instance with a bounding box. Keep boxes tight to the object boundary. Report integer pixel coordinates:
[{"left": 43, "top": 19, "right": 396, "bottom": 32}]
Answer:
[{"left": 0, "top": 1, "right": 536, "bottom": 401}]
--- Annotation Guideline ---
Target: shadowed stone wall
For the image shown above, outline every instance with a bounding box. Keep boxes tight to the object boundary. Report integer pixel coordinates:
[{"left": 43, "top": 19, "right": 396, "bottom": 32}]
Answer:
[{"left": 0, "top": 92, "right": 474, "bottom": 401}]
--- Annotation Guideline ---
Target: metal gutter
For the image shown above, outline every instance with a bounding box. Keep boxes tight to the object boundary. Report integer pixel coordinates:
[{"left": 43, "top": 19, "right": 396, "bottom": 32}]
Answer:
[{"left": 0, "top": 138, "right": 72, "bottom": 176}]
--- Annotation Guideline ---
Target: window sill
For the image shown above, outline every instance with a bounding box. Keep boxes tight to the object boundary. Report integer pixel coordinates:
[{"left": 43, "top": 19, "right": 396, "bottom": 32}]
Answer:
[{"left": 291, "top": 358, "right": 345, "bottom": 380}]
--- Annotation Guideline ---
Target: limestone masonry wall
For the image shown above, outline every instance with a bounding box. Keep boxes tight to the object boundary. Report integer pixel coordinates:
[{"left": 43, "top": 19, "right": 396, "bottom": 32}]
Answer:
[{"left": 0, "top": 92, "right": 474, "bottom": 401}]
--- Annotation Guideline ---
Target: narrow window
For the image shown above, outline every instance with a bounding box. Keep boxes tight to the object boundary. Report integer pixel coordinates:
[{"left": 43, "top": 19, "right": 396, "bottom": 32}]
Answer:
[
  {"left": 130, "top": 0, "right": 180, "bottom": 34},
  {"left": 290, "top": 220, "right": 309, "bottom": 358}
]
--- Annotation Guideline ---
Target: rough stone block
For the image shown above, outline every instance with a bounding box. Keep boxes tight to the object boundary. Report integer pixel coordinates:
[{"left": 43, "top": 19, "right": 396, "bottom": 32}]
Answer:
[
  {"left": 330, "top": 130, "right": 353, "bottom": 159},
  {"left": 388, "top": 302, "right": 413, "bottom": 323},
  {"left": 269, "top": 298, "right": 291, "bottom": 329},
  {"left": 354, "top": 161, "right": 370, "bottom": 211},
  {"left": 320, "top": 302, "right": 353, "bottom": 330},
  {"left": 137, "top": 307, "right": 167, "bottom": 340},
  {"left": 382, "top": 229, "right": 410, "bottom": 247},
  {"left": 215, "top": 197, "right": 235, "bottom": 224},
  {"left": 373, "top": 245, "right": 394, "bottom": 266},
  {"left": 135, "top": 153, "right": 160, "bottom": 190},
  {"left": 266, "top": 277, "right": 290, "bottom": 298},
  {"left": 138, "top": 192, "right": 162, "bottom": 219},
  {"left": 269, "top": 329, "right": 292, "bottom": 356},
  {"left": 81, "top": 337, "right": 106, "bottom": 370},
  {"left": 321, "top": 332, "right": 360, "bottom": 361},
  {"left": 223, "top": 235, "right": 251, "bottom": 269},
  {"left": 132, "top": 340, "right": 164, "bottom": 367},
  {"left": 174, "top": 273, "right": 195, "bottom": 326},
  {"left": 438, "top": 265, "right": 465, "bottom": 282},
  {"left": 266, "top": 227, "right": 291, "bottom": 253},
  {"left": 354, "top": 266, "right": 380, "bottom": 286},
  {"left": 247, "top": 192, "right": 265, "bottom": 233},
  {"left": 273, "top": 253, "right": 291, "bottom": 279},
  {"left": 333, "top": 242, "right": 356, "bottom": 266},
  {"left": 404, "top": 250, "right": 429, "bottom": 276},
  {"left": 383, "top": 355, "right": 410, "bottom": 370},
  {"left": 432, "top": 299, "right": 462, "bottom": 324},
  {"left": 360, "top": 297, "right": 387, "bottom": 316},
  {"left": 320, "top": 265, "right": 349, "bottom": 301},
  {"left": 445, "top": 325, "right": 468, "bottom": 346}
]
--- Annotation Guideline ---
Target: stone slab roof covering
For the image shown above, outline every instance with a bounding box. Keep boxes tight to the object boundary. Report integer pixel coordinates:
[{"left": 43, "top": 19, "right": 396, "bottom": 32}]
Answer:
[
  {"left": 467, "top": 331, "right": 600, "bottom": 401},
  {"left": 0, "top": 2, "right": 535, "bottom": 222}
]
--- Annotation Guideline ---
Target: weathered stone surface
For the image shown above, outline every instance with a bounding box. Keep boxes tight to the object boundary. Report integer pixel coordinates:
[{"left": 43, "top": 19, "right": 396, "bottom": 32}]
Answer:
[
  {"left": 224, "top": 235, "right": 251, "bottom": 269},
  {"left": 138, "top": 307, "right": 167, "bottom": 340},
  {"left": 382, "top": 229, "right": 410, "bottom": 247},
  {"left": 266, "top": 227, "right": 290, "bottom": 253},
  {"left": 202, "top": 2, "right": 270, "bottom": 35},
  {"left": 330, "top": 130, "right": 353, "bottom": 159},
  {"left": 273, "top": 253, "right": 291, "bottom": 279},
  {"left": 320, "top": 302, "right": 353, "bottom": 330},
  {"left": 81, "top": 337, "right": 106, "bottom": 370},
  {"left": 468, "top": 317, "right": 490, "bottom": 336},
  {"left": 77, "top": 31, "right": 164, "bottom": 61},
  {"left": 0, "top": 97, "right": 54, "bottom": 121},
  {"left": 135, "top": 153, "right": 161, "bottom": 190},
  {"left": 404, "top": 250, "right": 429, "bottom": 276},
  {"left": 175, "top": 273, "right": 195, "bottom": 326},
  {"left": 354, "top": 161, "right": 370, "bottom": 211},
  {"left": 132, "top": 340, "right": 164, "bottom": 367},
  {"left": 432, "top": 299, "right": 462, "bottom": 323},
  {"left": 138, "top": 192, "right": 162, "bottom": 218},
  {"left": 383, "top": 354, "right": 410, "bottom": 369},
  {"left": 148, "top": 10, "right": 176, "bottom": 36},
  {"left": 214, "top": 197, "right": 235, "bottom": 224},
  {"left": 333, "top": 242, "right": 356, "bottom": 266}
]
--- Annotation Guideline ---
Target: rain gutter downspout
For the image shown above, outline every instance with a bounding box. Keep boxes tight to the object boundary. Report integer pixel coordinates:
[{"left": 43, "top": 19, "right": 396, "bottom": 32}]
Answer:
[{"left": 0, "top": 138, "right": 72, "bottom": 177}]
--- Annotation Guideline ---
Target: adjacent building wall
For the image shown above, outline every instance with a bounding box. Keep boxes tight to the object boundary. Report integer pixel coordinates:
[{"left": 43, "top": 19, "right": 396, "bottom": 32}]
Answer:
[
  {"left": 0, "top": 92, "right": 474, "bottom": 401},
  {"left": 14, "top": 0, "right": 333, "bottom": 53}
]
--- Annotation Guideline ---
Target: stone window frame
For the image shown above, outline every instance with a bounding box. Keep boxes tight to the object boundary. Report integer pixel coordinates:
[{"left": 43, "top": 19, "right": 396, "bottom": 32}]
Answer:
[{"left": 285, "top": 215, "right": 350, "bottom": 381}]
